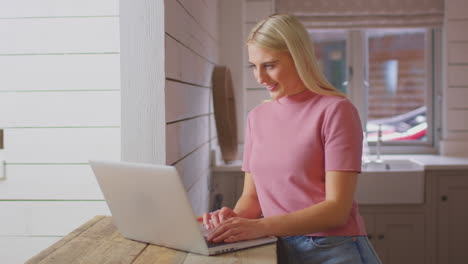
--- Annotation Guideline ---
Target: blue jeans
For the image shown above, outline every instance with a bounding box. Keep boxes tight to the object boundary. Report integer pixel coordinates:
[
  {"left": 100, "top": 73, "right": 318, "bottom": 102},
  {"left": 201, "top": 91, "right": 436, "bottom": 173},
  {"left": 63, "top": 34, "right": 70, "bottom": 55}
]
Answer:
[{"left": 277, "top": 236, "right": 382, "bottom": 264}]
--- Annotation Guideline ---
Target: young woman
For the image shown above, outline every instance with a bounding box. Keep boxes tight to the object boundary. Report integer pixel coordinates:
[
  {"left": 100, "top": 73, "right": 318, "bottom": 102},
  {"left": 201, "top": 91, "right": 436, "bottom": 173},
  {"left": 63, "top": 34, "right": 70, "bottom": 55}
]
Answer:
[{"left": 203, "top": 14, "right": 382, "bottom": 264}]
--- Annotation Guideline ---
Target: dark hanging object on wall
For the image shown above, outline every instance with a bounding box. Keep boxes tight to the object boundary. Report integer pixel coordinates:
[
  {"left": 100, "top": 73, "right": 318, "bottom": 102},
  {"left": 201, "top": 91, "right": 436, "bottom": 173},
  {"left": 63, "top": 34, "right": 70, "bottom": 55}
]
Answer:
[
  {"left": 0, "top": 129, "right": 3, "bottom": 149},
  {"left": 212, "top": 66, "right": 238, "bottom": 163}
]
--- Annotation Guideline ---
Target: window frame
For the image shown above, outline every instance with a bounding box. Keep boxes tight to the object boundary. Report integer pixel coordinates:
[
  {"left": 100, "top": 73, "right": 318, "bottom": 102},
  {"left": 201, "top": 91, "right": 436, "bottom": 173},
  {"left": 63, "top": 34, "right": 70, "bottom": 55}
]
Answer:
[{"left": 310, "top": 28, "right": 441, "bottom": 154}]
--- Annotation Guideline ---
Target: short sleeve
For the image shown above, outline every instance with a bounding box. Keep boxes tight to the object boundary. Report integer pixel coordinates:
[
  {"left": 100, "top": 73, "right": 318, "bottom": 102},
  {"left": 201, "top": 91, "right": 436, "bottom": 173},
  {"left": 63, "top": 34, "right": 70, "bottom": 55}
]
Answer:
[
  {"left": 323, "top": 100, "right": 363, "bottom": 172},
  {"left": 241, "top": 114, "right": 252, "bottom": 172}
]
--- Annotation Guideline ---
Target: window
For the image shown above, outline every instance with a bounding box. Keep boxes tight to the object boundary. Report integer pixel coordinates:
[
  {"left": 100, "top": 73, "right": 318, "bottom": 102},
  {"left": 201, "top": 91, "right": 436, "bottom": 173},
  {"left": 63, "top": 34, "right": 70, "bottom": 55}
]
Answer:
[
  {"left": 310, "top": 28, "right": 439, "bottom": 153},
  {"left": 311, "top": 30, "right": 348, "bottom": 95}
]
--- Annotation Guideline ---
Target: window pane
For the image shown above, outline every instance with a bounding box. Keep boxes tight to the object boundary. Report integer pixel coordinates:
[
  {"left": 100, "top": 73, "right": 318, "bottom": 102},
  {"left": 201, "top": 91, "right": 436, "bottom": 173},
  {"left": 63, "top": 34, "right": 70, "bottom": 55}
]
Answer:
[
  {"left": 309, "top": 30, "right": 347, "bottom": 94},
  {"left": 366, "top": 29, "right": 427, "bottom": 143}
]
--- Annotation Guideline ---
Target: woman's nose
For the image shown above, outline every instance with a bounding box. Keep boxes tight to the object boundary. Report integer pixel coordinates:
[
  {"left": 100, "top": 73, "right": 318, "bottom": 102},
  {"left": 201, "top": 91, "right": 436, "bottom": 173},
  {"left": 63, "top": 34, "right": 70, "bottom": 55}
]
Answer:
[{"left": 256, "top": 69, "right": 268, "bottom": 84}]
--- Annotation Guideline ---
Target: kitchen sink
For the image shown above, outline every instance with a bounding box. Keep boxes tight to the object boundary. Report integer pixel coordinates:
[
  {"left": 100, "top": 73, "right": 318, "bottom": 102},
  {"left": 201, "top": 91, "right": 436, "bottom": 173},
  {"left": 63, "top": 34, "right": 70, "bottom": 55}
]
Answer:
[
  {"left": 355, "top": 159, "right": 425, "bottom": 204},
  {"left": 361, "top": 159, "right": 424, "bottom": 172}
]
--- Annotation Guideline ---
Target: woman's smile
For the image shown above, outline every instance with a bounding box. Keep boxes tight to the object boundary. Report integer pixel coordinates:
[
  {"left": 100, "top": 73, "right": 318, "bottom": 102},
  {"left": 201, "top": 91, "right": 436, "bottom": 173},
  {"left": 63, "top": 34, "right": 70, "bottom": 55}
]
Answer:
[{"left": 264, "top": 83, "right": 278, "bottom": 91}]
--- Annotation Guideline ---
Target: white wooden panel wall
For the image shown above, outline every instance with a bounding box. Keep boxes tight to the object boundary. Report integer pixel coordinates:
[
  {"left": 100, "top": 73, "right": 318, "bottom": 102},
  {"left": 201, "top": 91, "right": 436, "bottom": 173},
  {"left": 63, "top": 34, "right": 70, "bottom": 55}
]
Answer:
[
  {"left": 446, "top": 110, "right": 468, "bottom": 130},
  {"left": 0, "top": 18, "right": 119, "bottom": 54},
  {"left": 0, "top": 1, "right": 120, "bottom": 263},
  {"left": 0, "top": 0, "right": 118, "bottom": 17},
  {"left": 4, "top": 128, "right": 119, "bottom": 163},
  {"left": 0, "top": 54, "right": 120, "bottom": 91},
  {"left": 446, "top": 0, "right": 468, "bottom": 19},
  {"left": 446, "top": 21, "right": 468, "bottom": 42},
  {"left": 441, "top": 0, "right": 468, "bottom": 156},
  {"left": 165, "top": 80, "right": 210, "bottom": 123},
  {"left": 447, "top": 65, "right": 468, "bottom": 86},
  {"left": 166, "top": 116, "right": 210, "bottom": 165},
  {"left": 447, "top": 43, "right": 468, "bottom": 64},
  {"left": 446, "top": 88, "right": 468, "bottom": 109},
  {"left": 165, "top": 0, "right": 219, "bottom": 214},
  {"left": 0, "top": 237, "right": 61, "bottom": 264},
  {"left": 175, "top": 144, "right": 210, "bottom": 193},
  {"left": 0, "top": 165, "right": 102, "bottom": 200},
  {"left": 120, "top": 0, "right": 165, "bottom": 164},
  {"left": 0, "top": 91, "right": 120, "bottom": 127},
  {"left": 175, "top": 143, "right": 211, "bottom": 216},
  {"left": 165, "top": 35, "right": 214, "bottom": 87},
  {"left": 178, "top": 0, "right": 218, "bottom": 41},
  {"left": 165, "top": 0, "right": 218, "bottom": 63}
]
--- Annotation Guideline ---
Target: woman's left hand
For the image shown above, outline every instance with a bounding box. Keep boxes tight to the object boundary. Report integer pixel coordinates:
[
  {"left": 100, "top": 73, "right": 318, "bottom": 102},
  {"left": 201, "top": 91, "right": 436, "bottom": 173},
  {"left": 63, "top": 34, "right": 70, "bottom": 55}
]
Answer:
[{"left": 207, "top": 217, "right": 267, "bottom": 243}]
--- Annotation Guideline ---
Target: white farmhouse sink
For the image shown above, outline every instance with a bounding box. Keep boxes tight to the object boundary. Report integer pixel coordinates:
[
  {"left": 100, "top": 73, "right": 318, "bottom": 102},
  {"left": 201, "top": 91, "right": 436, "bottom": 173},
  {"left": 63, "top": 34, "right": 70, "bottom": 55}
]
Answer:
[{"left": 355, "top": 160, "right": 425, "bottom": 204}]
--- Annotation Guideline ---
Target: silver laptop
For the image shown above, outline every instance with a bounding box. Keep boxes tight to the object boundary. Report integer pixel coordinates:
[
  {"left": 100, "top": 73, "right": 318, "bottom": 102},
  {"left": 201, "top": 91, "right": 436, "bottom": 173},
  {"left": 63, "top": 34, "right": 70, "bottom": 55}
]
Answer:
[{"left": 89, "top": 160, "right": 277, "bottom": 256}]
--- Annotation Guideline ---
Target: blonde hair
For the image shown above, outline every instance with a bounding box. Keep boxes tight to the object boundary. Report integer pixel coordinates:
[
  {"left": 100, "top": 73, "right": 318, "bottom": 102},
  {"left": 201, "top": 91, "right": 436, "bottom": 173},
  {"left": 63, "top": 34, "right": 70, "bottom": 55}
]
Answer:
[{"left": 247, "top": 14, "right": 345, "bottom": 97}]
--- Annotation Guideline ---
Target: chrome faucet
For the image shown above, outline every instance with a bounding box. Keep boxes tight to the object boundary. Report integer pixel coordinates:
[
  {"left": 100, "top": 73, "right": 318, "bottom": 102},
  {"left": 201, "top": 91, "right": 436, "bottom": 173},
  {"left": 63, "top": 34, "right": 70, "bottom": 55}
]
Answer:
[
  {"left": 375, "top": 124, "right": 383, "bottom": 163},
  {"left": 362, "top": 131, "right": 371, "bottom": 164}
]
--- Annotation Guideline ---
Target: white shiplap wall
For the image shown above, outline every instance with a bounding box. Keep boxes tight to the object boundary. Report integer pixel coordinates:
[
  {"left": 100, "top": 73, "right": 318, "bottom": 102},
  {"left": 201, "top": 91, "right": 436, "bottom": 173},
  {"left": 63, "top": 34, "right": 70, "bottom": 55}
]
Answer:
[
  {"left": 0, "top": 1, "right": 119, "bottom": 263},
  {"left": 165, "top": 0, "right": 219, "bottom": 215},
  {"left": 441, "top": 0, "right": 468, "bottom": 156}
]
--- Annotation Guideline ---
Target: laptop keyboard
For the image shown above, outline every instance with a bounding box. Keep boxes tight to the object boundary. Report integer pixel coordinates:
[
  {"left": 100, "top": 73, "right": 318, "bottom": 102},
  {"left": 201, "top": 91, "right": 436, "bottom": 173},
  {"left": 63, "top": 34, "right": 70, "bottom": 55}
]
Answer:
[
  {"left": 204, "top": 237, "right": 231, "bottom": 248},
  {"left": 201, "top": 225, "right": 234, "bottom": 248}
]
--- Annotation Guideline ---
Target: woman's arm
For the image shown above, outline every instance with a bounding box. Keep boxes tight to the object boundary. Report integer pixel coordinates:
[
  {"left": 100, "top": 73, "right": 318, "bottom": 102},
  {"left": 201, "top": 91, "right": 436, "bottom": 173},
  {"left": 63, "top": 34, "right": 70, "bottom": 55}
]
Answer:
[
  {"left": 262, "top": 170, "right": 358, "bottom": 236},
  {"left": 208, "top": 170, "right": 358, "bottom": 242},
  {"left": 233, "top": 172, "right": 262, "bottom": 219}
]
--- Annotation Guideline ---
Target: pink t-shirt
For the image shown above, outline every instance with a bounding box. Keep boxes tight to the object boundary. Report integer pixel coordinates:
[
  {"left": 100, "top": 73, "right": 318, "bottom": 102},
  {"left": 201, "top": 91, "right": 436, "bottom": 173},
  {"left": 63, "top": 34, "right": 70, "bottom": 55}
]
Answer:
[{"left": 242, "top": 89, "right": 367, "bottom": 236}]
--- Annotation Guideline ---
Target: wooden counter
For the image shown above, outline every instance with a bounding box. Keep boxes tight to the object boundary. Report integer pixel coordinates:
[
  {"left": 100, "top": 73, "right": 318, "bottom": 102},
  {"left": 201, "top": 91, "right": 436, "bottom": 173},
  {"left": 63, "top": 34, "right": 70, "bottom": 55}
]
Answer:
[{"left": 26, "top": 216, "right": 277, "bottom": 264}]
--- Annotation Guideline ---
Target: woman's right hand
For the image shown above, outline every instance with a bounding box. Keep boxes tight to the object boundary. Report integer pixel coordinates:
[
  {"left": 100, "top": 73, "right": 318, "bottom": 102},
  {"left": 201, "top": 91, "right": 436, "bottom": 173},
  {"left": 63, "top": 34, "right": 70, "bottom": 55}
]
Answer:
[{"left": 203, "top": 207, "right": 238, "bottom": 230}]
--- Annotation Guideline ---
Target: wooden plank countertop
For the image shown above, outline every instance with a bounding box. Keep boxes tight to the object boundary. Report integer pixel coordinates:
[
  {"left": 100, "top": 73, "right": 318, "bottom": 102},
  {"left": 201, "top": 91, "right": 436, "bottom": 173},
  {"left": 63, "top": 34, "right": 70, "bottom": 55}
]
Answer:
[{"left": 26, "top": 216, "right": 277, "bottom": 264}]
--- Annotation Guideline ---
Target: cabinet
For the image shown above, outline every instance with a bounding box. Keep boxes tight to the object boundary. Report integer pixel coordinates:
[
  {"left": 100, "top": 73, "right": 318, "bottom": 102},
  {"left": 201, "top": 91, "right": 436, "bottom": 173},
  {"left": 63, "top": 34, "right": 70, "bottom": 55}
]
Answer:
[
  {"left": 361, "top": 211, "right": 426, "bottom": 264},
  {"left": 436, "top": 173, "right": 468, "bottom": 264},
  {"left": 361, "top": 170, "right": 468, "bottom": 264}
]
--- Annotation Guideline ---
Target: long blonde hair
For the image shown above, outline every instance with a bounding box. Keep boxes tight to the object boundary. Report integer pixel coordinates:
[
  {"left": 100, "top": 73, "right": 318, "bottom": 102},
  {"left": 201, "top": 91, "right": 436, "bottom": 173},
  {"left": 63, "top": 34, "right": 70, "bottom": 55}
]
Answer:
[{"left": 247, "top": 14, "right": 345, "bottom": 97}]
